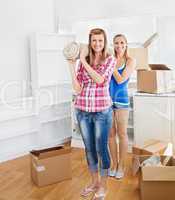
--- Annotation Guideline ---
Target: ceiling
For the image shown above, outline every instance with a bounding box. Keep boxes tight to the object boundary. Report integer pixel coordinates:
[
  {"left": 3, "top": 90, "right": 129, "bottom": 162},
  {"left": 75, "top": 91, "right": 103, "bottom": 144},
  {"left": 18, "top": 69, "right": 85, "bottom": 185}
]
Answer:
[{"left": 56, "top": 0, "right": 175, "bottom": 23}]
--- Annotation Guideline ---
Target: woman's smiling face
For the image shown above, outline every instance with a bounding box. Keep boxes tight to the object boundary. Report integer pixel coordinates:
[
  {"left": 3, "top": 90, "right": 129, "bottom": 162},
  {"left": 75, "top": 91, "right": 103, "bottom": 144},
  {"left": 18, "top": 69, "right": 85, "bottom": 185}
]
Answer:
[
  {"left": 90, "top": 34, "right": 105, "bottom": 53},
  {"left": 113, "top": 36, "right": 127, "bottom": 54}
]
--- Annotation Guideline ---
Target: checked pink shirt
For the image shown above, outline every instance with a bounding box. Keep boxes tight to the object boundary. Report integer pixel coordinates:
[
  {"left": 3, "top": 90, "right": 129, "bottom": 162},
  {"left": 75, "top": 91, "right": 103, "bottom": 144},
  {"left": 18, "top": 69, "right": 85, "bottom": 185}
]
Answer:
[{"left": 74, "top": 55, "right": 116, "bottom": 112}]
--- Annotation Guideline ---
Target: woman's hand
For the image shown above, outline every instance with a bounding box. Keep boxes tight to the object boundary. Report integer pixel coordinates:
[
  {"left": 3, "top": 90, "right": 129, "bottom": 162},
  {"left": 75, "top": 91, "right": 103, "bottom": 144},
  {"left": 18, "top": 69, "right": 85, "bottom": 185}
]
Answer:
[{"left": 68, "top": 59, "right": 76, "bottom": 66}]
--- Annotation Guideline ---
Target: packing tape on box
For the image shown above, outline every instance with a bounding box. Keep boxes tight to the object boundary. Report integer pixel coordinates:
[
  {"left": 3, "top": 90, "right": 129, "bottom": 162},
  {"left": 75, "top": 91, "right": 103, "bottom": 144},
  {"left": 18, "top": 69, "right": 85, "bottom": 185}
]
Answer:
[{"left": 33, "top": 162, "right": 45, "bottom": 172}]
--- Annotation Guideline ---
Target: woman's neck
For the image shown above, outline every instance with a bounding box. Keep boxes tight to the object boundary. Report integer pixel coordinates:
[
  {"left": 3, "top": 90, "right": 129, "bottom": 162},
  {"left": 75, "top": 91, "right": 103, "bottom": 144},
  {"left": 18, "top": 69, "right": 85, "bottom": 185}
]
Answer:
[
  {"left": 116, "top": 52, "right": 124, "bottom": 60},
  {"left": 93, "top": 52, "right": 102, "bottom": 66},
  {"left": 116, "top": 54, "right": 125, "bottom": 66},
  {"left": 94, "top": 52, "right": 102, "bottom": 57}
]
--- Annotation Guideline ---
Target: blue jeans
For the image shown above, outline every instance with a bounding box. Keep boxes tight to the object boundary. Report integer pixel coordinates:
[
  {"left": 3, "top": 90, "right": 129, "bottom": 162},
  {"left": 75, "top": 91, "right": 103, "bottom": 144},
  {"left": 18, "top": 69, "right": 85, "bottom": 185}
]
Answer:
[{"left": 75, "top": 107, "right": 112, "bottom": 177}]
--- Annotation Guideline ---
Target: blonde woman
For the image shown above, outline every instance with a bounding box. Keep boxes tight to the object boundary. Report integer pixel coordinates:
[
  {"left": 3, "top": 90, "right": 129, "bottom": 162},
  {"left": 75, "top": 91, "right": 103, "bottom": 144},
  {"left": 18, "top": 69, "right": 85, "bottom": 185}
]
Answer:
[
  {"left": 108, "top": 34, "right": 136, "bottom": 179},
  {"left": 68, "top": 28, "right": 116, "bottom": 199}
]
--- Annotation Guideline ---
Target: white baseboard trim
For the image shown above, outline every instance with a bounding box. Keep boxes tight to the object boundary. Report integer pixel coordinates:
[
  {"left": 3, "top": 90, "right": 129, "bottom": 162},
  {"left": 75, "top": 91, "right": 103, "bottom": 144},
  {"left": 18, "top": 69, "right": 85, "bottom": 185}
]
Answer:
[{"left": 0, "top": 136, "right": 72, "bottom": 163}]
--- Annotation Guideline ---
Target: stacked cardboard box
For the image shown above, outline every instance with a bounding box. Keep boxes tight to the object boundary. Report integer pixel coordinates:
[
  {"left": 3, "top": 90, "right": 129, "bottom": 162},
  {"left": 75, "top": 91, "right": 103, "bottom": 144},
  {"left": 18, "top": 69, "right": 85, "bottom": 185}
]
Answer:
[
  {"left": 137, "top": 64, "right": 174, "bottom": 93},
  {"left": 128, "top": 33, "right": 175, "bottom": 93}
]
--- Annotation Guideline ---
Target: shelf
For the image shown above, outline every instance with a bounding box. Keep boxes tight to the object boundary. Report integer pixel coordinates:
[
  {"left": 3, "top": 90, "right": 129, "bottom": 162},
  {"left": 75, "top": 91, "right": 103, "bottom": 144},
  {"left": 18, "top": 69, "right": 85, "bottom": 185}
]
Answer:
[
  {"left": 40, "top": 115, "right": 71, "bottom": 124},
  {"left": 38, "top": 82, "right": 72, "bottom": 88},
  {"left": 39, "top": 81, "right": 71, "bottom": 88},
  {"left": 40, "top": 101, "right": 71, "bottom": 110},
  {"left": 0, "top": 111, "right": 37, "bottom": 123},
  {"left": 38, "top": 49, "right": 62, "bottom": 52},
  {"left": 0, "top": 128, "right": 38, "bottom": 141}
]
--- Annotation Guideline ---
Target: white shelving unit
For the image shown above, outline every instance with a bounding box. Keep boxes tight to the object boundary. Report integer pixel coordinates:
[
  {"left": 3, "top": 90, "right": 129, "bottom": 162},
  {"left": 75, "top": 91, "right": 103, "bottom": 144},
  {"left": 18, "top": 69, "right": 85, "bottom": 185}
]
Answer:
[
  {"left": 30, "top": 33, "right": 76, "bottom": 149},
  {"left": 0, "top": 33, "right": 76, "bottom": 162}
]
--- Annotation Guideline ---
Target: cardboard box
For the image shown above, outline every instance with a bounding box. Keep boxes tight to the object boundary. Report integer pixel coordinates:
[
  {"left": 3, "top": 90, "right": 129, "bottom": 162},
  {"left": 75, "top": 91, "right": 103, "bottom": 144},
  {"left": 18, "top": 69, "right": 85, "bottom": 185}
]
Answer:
[
  {"left": 132, "top": 139, "right": 168, "bottom": 156},
  {"left": 128, "top": 48, "right": 148, "bottom": 70},
  {"left": 138, "top": 155, "right": 175, "bottom": 200},
  {"left": 30, "top": 145, "right": 72, "bottom": 187},
  {"left": 128, "top": 33, "right": 158, "bottom": 70},
  {"left": 137, "top": 64, "right": 174, "bottom": 93},
  {"left": 132, "top": 139, "right": 168, "bottom": 175}
]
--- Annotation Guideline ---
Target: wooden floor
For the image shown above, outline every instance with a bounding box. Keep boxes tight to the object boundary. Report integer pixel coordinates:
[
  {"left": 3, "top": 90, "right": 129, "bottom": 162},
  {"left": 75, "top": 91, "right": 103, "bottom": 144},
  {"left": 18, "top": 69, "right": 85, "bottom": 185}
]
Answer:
[{"left": 0, "top": 148, "right": 140, "bottom": 200}]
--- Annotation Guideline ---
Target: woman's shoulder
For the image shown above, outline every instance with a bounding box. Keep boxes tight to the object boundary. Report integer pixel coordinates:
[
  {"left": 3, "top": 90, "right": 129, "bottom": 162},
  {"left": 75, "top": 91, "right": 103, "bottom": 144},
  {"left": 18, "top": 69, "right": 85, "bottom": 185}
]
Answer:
[
  {"left": 126, "top": 56, "right": 136, "bottom": 68},
  {"left": 126, "top": 56, "right": 136, "bottom": 64}
]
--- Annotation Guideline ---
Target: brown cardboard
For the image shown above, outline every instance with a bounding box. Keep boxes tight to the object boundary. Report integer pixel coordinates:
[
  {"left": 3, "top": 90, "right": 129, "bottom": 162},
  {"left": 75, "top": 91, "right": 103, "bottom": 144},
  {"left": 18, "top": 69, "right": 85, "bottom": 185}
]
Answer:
[
  {"left": 137, "top": 64, "right": 174, "bottom": 93},
  {"left": 128, "top": 33, "right": 158, "bottom": 70},
  {"left": 149, "top": 64, "right": 170, "bottom": 70},
  {"left": 128, "top": 48, "right": 148, "bottom": 70},
  {"left": 139, "top": 156, "right": 175, "bottom": 200},
  {"left": 132, "top": 140, "right": 168, "bottom": 176},
  {"left": 30, "top": 145, "right": 72, "bottom": 187},
  {"left": 132, "top": 139, "right": 168, "bottom": 156}
]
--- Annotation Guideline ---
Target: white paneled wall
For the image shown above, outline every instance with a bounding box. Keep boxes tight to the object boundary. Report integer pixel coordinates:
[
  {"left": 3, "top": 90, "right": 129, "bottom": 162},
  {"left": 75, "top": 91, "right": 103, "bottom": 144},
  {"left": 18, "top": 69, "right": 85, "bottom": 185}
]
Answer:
[
  {"left": 0, "top": 33, "right": 74, "bottom": 162},
  {"left": 0, "top": 0, "right": 55, "bottom": 102}
]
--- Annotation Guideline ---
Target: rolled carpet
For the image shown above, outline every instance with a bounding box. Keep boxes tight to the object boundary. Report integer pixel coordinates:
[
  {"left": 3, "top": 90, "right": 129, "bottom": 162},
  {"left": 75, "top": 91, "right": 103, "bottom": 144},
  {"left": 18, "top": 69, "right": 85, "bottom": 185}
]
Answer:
[
  {"left": 63, "top": 42, "right": 113, "bottom": 60},
  {"left": 63, "top": 42, "right": 80, "bottom": 60}
]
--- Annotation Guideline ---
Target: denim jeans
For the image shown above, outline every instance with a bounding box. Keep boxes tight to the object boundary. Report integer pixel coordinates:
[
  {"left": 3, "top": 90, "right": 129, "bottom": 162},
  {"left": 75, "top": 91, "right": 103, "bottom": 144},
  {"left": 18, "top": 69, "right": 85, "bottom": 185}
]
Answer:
[{"left": 75, "top": 107, "right": 112, "bottom": 177}]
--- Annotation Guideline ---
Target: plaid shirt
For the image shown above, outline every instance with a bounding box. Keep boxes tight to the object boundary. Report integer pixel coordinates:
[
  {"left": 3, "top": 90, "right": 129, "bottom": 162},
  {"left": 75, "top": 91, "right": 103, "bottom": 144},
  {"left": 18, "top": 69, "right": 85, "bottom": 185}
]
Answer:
[{"left": 74, "top": 56, "right": 116, "bottom": 112}]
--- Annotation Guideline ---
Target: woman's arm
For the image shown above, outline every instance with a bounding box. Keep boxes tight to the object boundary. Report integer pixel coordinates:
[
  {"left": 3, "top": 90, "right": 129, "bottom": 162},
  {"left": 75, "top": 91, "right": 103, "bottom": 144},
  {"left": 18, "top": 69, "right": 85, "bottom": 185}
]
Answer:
[
  {"left": 113, "top": 57, "right": 136, "bottom": 84},
  {"left": 68, "top": 60, "right": 82, "bottom": 94},
  {"left": 80, "top": 48, "right": 105, "bottom": 84}
]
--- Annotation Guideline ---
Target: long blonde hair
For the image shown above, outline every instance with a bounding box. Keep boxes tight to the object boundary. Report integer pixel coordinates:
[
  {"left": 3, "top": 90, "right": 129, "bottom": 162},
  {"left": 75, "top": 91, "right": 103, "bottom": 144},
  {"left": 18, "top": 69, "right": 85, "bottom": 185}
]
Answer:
[
  {"left": 86, "top": 28, "right": 109, "bottom": 66},
  {"left": 113, "top": 34, "right": 129, "bottom": 61}
]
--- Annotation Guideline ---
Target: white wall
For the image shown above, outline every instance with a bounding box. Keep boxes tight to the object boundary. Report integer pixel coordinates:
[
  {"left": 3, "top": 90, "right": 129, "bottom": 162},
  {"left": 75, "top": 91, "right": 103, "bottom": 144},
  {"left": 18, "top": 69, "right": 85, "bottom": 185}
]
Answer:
[
  {"left": 56, "top": 0, "right": 175, "bottom": 68},
  {"left": 157, "top": 16, "right": 175, "bottom": 66},
  {"left": 55, "top": 0, "right": 175, "bottom": 32},
  {"left": 1, "top": 0, "right": 175, "bottom": 103},
  {"left": 0, "top": 0, "right": 55, "bottom": 102}
]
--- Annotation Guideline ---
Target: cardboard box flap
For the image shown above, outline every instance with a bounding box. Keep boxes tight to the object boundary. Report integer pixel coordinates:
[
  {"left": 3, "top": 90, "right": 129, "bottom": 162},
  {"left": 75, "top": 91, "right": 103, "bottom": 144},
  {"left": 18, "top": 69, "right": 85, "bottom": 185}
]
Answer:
[
  {"left": 132, "top": 155, "right": 154, "bottom": 176},
  {"left": 128, "top": 48, "right": 148, "bottom": 70},
  {"left": 144, "top": 141, "right": 168, "bottom": 154},
  {"left": 142, "top": 166, "right": 175, "bottom": 181},
  {"left": 132, "top": 146, "right": 154, "bottom": 155},
  {"left": 132, "top": 140, "right": 168, "bottom": 155},
  {"left": 31, "top": 146, "right": 71, "bottom": 160},
  {"left": 144, "top": 139, "right": 162, "bottom": 147},
  {"left": 149, "top": 64, "right": 171, "bottom": 70},
  {"left": 143, "top": 33, "right": 159, "bottom": 48}
]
